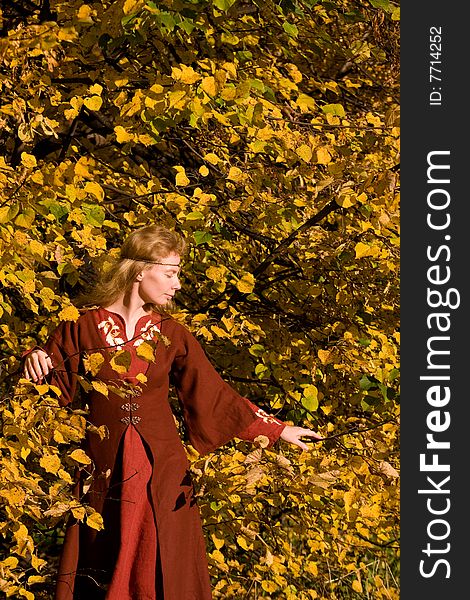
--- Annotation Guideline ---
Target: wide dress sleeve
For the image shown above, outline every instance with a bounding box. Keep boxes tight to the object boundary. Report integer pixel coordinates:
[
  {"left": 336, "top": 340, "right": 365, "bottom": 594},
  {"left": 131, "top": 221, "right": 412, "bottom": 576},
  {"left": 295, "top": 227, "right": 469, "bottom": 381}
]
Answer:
[{"left": 170, "top": 324, "right": 285, "bottom": 455}]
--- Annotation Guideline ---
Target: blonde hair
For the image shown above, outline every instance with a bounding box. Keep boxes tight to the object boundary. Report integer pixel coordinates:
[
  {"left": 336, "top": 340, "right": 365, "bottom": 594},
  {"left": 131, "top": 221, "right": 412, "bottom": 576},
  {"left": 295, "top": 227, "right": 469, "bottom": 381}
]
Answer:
[{"left": 76, "top": 225, "right": 186, "bottom": 311}]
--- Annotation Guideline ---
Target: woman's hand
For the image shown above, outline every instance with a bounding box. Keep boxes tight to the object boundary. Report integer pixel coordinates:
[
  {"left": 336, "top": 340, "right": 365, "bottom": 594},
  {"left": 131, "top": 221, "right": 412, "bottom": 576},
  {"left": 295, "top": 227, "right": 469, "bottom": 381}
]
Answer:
[
  {"left": 23, "top": 349, "right": 53, "bottom": 383},
  {"left": 280, "top": 425, "right": 323, "bottom": 451}
]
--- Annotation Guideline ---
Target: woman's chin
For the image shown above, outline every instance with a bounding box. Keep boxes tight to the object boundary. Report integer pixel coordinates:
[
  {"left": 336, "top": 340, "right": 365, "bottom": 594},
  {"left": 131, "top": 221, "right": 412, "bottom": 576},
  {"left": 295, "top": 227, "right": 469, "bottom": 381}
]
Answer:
[{"left": 149, "top": 298, "right": 175, "bottom": 312}]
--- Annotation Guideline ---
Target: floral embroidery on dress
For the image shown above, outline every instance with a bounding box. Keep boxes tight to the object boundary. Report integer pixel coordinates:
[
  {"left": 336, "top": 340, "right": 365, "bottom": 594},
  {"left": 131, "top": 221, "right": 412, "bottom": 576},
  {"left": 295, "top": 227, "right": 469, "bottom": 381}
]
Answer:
[
  {"left": 134, "top": 320, "right": 162, "bottom": 347},
  {"left": 98, "top": 317, "right": 126, "bottom": 348},
  {"left": 255, "top": 407, "right": 282, "bottom": 425},
  {"left": 98, "top": 317, "right": 161, "bottom": 348}
]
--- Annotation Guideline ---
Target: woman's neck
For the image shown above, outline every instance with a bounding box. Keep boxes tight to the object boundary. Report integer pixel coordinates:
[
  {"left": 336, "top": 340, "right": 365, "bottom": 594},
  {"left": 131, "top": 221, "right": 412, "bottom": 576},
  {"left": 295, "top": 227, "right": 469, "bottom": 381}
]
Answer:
[{"left": 103, "top": 289, "right": 150, "bottom": 323}]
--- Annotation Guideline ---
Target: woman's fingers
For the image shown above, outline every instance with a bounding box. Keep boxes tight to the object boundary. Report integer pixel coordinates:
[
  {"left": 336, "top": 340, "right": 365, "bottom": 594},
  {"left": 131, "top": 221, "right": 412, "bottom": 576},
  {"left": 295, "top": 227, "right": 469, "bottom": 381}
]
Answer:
[
  {"left": 280, "top": 426, "right": 323, "bottom": 451},
  {"left": 24, "top": 350, "right": 52, "bottom": 382}
]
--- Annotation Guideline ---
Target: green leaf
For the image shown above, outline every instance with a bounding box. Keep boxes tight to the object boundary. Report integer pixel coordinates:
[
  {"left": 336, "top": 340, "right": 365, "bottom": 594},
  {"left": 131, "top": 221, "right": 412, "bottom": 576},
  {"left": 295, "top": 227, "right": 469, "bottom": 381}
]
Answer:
[
  {"left": 213, "top": 0, "right": 236, "bottom": 11},
  {"left": 83, "top": 204, "right": 105, "bottom": 227},
  {"left": 249, "top": 344, "right": 265, "bottom": 357},
  {"left": 359, "top": 375, "right": 376, "bottom": 391},
  {"left": 49, "top": 204, "right": 69, "bottom": 222},
  {"left": 178, "top": 18, "right": 195, "bottom": 35},
  {"left": 185, "top": 211, "right": 205, "bottom": 221},
  {"left": 301, "top": 385, "right": 319, "bottom": 412},
  {"left": 283, "top": 22, "right": 299, "bottom": 38},
  {"left": 0, "top": 203, "right": 19, "bottom": 223},
  {"left": 193, "top": 231, "right": 213, "bottom": 245},
  {"left": 369, "top": 0, "right": 394, "bottom": 12},
  {"left": 321, "top": 103, "right": 346, "bottom": 117}
]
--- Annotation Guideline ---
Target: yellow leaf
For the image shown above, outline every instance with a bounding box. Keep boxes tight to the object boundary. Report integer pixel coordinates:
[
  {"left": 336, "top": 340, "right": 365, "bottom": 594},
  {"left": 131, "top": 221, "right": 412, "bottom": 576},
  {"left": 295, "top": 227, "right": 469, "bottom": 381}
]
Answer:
[
  {"left": 221, "top": 86, "right": 237, "bottom": 101},
  {"left": 210, "top": 549, "right": 225, "bottom": 563},
  {"left": 167, "top": 89, "right": 187, "bottom": 110},
  {"left": 227, "top": 166, "right": 244, "bottom": 182},
  {"left": 135, "top": 341, "right": 156, "bottom": 362},
  {"left": 136, "top": 373, "right": 147, "bottom": 383},
  {"left": 354, "top": 242, "right": 371, "bottom": 259},
  {"left": 114, "top": 125, "right": 134, "bottom": 143},
  {"left": 236, "top": 535, "right": 252, "bottom": 551},
  {"left": 123, "top": 0, "right": 143, "bottom": 13},
  {"left": 31, "top": 554, "right": 47, "bottom": 571},
  {"left": 204, "top": 153, "right": 220, "bottom": 165},
  {"left": 58, "top": 305, "right": 80, "bottom": 321},
  {"left": 360, "top": 504, "right": 381, "bottom": 519},
  {"left": 138, "top": 133, "right": 156, "bottom": 146},
  {"left": 229, "top": 200, "right": 241, "bottom": 212},
  {"left": 89, "top": 83, "right": 103, "bottom": 95},
  {"left": 199, "top": 165, "right": 209, "bottom": 176},
  {"left": 343, "top": 489, "right": 357, "bottom": 515},
  {"left": 173, "top": 64, "right": 201, "bottom": 84},
  {"left": 83, "top": 352, "right": 104, "bottom": 375},
  {"left": 175, "top": 170, "right": 190, "bottom": 186},
  {"left": 29, "top": 239, "right": 44, "bottom": 257},
  {"left": 91, "top": 380, "right": 109, "bottom": 396},
  {"left": 27, "top": 575, "right": 47, "bottom": 585},
  {"left": 31, "top": 170, "right": 44, "bottom": 184},
  {"left": 261, "top": 580, "right": 278, "bottom": 592},
  {"left": 306, "top": 561, "right": 318, "bottom": 576},
  {"left": 71, "top": 506, "right": 86, "bottom": 520},
  {"left": 210, "top": 325, "right": 230, "bottom": 338},
  {"left": 317, "top": 349, "right": 332, "bottom": 364},
  {"left": 86, "top": 511, "right": 104, "bottom": 531},
  {"left": 21, "top": 152, "right": 37, "bottom": 168},
  {"left": 201, "top": 76, "right": 217, "bottom": 97},
  {"left": 352, "top": 579, "right": 363, "bottom": 593},
  {"left": 302, "top": 385, "right": 318, "bottom": 412},
  {"left": 58, "top": 469, "right": 73, "bottom": 484},
  {"left": 18, "top": 590, "right": 35, "bottom": 600},
  {"left": 336, "top": 193, "right": 356, "bottom": 208},
  {"left": 296, "top": 144, "right": 313, "bottom": 162},
  {"left": 211, "top": 533, "right": 225, "bottom": 549},
  {"left": 110, "top": 350, "right": 131, "bottom": 374},
  {"left": 74, "top": 159, "right": 91, "bottom": 178},
  {"left": 53, "top": 430, "right": 65, "bottom": 443},
  {"left": 315, "top": 146, "right": 331, "bottom": 164},
  {"left": 69, "top": 449, "right": 92, "bottom": 464},
  {"left": 40, "top": 454, "right": 61, "bottom": 474},
  {"left": 236, "top": 273, "right": 255, "bottom": 293},
  {"left": 84, "top": 181, "right": 105, "bottom": 201},
  {"left": 34, "top": 383, "right": 50, "bottom": 395},
  {"left": 0, "top": 487, "right": 26, "bottom": 505},
  {"left": 296, "top": 93, "right": 316, "bottom": 112},
  {"left": 77, "top": 4, "right": 93, "bottom": 21},
  {"left": 84, "top": 95, "right": 103, "bottom": 111},
  {"left": 206, "top": 265, "right": 226, "bottom": 281}
]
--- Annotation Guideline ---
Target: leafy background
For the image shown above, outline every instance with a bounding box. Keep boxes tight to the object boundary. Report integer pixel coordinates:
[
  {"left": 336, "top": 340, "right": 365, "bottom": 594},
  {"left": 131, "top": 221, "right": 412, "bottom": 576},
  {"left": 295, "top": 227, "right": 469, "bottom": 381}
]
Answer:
[{"left": 0, "top": 0, "right": 399, "bottom": 598}]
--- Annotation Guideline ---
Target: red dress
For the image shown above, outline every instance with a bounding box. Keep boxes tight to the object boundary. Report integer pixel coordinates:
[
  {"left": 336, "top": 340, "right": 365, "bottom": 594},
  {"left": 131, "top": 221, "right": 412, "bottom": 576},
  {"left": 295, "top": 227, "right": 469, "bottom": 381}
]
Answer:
[{"left": 40, "top": 308, "right": 285, "bottom": 600}]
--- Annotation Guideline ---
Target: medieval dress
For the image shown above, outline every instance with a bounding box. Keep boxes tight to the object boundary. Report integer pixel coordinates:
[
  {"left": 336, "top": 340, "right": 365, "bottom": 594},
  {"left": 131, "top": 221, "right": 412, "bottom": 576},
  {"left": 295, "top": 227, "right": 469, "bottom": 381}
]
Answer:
[{"left": 37, "top": 307, "right": 285, "bottom": 600}]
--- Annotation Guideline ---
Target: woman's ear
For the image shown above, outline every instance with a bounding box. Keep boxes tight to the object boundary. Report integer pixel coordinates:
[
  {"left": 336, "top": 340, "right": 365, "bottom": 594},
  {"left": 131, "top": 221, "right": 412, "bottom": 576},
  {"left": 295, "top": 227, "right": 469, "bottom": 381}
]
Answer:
[{"left": 136, "top": 272, "right": 143, "bottom": 282}]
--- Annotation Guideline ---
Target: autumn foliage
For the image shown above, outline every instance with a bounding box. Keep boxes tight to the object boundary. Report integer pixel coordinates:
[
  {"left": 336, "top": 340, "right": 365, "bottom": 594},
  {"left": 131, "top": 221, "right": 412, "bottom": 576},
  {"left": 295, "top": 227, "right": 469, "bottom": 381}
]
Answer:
[{"left": 0, "top": 0, "right": 399, "bottom": 598}]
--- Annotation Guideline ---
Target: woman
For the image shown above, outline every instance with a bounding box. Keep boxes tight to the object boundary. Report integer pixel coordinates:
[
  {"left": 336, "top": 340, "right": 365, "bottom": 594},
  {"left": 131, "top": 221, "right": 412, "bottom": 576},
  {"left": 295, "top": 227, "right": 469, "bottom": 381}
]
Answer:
[{"left": 24, "top": 224, "right": 321, "bottom": 600}]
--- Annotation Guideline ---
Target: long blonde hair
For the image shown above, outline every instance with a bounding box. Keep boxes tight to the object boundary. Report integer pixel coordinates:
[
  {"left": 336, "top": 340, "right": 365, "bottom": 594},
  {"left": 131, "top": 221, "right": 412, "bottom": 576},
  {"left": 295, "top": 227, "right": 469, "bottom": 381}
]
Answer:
[{"left": 76, "top": 225, "right": 187, "bottom": 311}]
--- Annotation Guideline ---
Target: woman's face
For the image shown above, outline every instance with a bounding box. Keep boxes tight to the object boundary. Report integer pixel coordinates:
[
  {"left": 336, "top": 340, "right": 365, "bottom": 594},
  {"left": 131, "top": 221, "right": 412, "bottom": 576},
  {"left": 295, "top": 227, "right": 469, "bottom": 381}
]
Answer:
[{"left": 137, "top": 252, "right": 181, "bottom": 306}]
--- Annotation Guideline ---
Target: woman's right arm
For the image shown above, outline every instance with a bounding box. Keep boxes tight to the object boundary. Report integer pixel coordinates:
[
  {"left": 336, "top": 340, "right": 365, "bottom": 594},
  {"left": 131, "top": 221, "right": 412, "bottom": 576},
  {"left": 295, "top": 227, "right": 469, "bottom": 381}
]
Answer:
[{"left": 22, "top": 324, "right": 81, "bottom": 406}]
